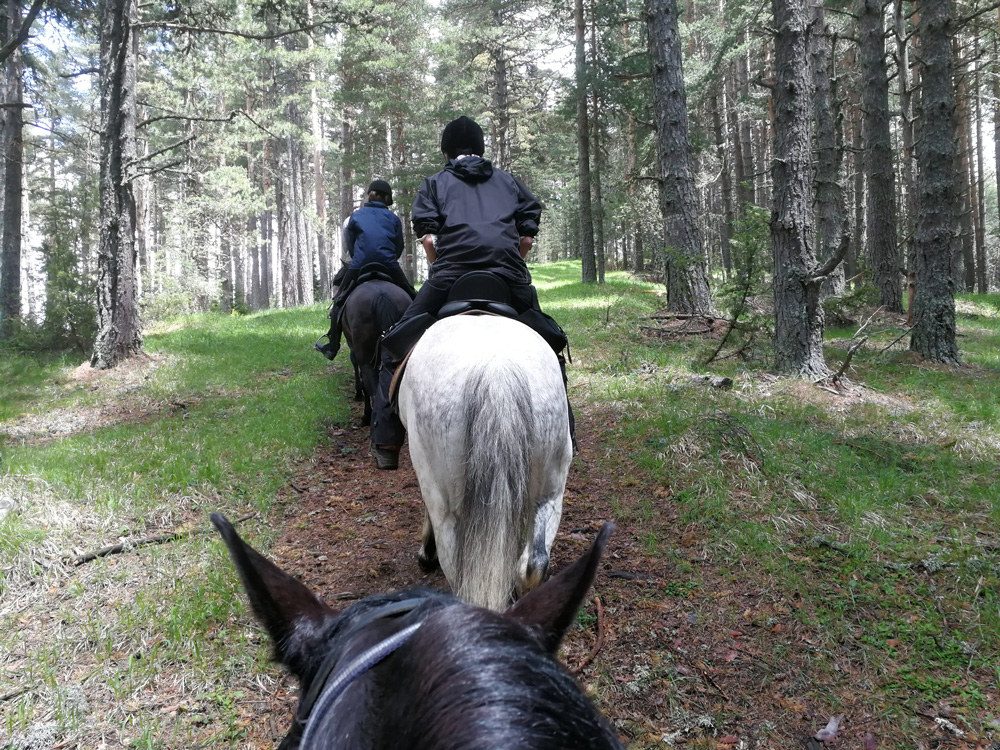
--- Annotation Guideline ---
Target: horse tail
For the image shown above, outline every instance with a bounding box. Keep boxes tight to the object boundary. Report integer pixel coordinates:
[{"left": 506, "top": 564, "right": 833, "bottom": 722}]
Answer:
[
  {"left": 372, "top": 289, "right": 400, "bottom": 336},
  {"left": 456, "top": 362, "right": 533, "bottom": 611}
]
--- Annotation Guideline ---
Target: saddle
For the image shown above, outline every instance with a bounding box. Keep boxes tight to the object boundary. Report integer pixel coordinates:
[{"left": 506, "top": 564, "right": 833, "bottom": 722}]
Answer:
[
  {"left": 330, "top": 262, "right": 404, "bottom": 325},
  {"left": 383, "top": 271, "right": 569, "bottom": 402}
]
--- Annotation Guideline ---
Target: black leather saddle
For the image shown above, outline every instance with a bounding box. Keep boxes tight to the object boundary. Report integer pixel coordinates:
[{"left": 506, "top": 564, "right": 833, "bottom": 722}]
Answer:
[
  {"left": 380, "top": 271, "right": 567, "bottom": 365},
  {"left": 437, "top": 270, "right": 519, "bottom": 320},
  {"left": 355, "top": 262, "right": 395, "bottom": 286}
]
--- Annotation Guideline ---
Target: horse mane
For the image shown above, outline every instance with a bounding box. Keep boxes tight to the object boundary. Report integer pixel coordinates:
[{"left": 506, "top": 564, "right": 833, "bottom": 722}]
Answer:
[
  {"left": 304, "top": 591, "right": 622, "bottom": 750},
  {"left": 457, "top": 361, "right": 533, "bottom": 609}
]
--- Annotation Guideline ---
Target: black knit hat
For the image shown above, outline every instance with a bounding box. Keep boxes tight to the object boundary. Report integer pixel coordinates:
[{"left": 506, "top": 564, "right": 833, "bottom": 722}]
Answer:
[
  {"left": 367, "top": 179, "right": 393, "bottom": 205},
  {"left": 440, "top": 116, "right": 485, "bottom": 159}
]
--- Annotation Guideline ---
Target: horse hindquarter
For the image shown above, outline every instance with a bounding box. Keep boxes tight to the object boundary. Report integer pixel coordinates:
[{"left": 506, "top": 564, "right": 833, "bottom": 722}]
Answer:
[{"left": 399, "top": 316, "right": 572, "bottom": 610}]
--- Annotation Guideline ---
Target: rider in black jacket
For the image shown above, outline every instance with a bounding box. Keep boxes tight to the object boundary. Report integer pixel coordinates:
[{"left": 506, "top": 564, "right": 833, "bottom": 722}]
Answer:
[{"left": 369, "top": 116, "right": 573, "bottom": 470}]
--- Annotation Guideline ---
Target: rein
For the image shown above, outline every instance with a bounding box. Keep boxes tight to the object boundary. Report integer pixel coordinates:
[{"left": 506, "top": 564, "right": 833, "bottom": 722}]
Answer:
[{"left": 297, "top": 598, "right": 425, "bottom": 746}]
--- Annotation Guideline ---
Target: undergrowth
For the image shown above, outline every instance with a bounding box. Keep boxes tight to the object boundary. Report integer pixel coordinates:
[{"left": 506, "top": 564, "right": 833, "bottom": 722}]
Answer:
[{"left": 2, "top": 261, "right": 999, "bottom": 748}]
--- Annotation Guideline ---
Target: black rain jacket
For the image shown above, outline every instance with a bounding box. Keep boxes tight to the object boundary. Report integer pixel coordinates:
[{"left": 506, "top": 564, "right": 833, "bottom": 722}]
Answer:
[{"left": 411, "top": 156, "right": 541, "bottom": 284}]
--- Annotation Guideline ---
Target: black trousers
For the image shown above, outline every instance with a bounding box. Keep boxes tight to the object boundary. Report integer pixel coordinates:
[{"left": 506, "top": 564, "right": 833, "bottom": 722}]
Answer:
[{"left": 324, "top": 263, "right": 416, "bottom": 344}]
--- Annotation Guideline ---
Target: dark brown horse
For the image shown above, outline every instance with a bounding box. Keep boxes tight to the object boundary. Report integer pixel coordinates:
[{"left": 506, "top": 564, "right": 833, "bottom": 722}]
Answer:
[
  {"left": 341, "top": 279, "right": 410, "bottom": 425},
  {"left": 211, "top": 513, "right": 621, "bottom": 750}
]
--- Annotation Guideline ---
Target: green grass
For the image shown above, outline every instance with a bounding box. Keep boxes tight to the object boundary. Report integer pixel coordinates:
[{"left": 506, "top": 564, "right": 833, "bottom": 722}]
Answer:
[
  {"left": 0, "top": 303, "right": 352, "bottom": 744},
  {"left": 3, "top": 263, "right": 1000, "bottom": 746}
]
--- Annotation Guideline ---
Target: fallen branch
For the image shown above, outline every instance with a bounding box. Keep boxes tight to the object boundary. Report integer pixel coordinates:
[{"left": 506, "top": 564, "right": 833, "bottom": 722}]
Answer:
[
  {"left": 640, "top": 325, "right": 713, "bottom": 336},
  {"left": 878, "top": 326, "right": 914, "bottom": 354},
  {"left": 831, "top": 335, "right": 868, "bottom": 385},
  {"left": 67, "top": 512, "right": 256, "bottom": 566},
  {"left": 570, "top": 596, "right": 605, "bottom": 675}
]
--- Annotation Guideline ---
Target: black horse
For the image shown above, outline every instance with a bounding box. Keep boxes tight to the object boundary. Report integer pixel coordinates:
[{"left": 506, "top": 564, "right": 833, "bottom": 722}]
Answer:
[
  {"left": 211, "top": 513, "right": 622, "bottom": 750},
  {"left": 341, "top": 279, "right": 410, "bottom": 425}
]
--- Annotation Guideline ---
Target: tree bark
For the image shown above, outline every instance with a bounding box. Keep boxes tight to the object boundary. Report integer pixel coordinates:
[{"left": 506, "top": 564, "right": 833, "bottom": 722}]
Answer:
[
  {"left": 845, "top": 42, "right": 863, "bottom": 284},
  {"left": 0, "top": 0, "right": 23, "bottom": 334},
  {"left": 575, "top": 0, "right": 597, "bottom": 283},
  {"left": 810, "top": 2, "right": 845, "bottom": 297},
  {"left": 910, "top": 0, "right": 959, "bottom": 364},
  {"left": 92, "top": 0, "right": 143, "bottom": 369},
  {"left": 646, "top": 0, "right": 712, "bottom": 313},
  {"left": 859, "top": 0, "right": 902, "bottom": 311},
  {"left": 771, "top": 0, "right": 829, "bottom": 377},
  {"left": 490, "top": 3, "right": 511, "bottom": 172},
  {"left": 894, "top": 0, "right": 917, "bottom": 274},
  {"left": 954, "top": 41, "right": 974, "bottom": 291},
  {"left": 712, "top": 82, "right": 734, "bottom": 276},
  {"left": 974, "top": 45, "right": 987, "bottom": 294}
]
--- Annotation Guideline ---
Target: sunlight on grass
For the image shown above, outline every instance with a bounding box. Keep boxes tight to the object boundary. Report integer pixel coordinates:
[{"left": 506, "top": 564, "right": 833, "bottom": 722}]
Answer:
[{"left": 3, "top": 262, "right": 1000, "bottom": 745}]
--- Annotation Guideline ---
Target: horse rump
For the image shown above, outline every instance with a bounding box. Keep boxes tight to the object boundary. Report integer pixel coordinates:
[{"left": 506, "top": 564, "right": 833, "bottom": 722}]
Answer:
[
  {"left": 399, "top": 315, "right": 572, "bottom": 612},
  {"left": 211, "top": 513, "right": 621, "bottom": 750}
]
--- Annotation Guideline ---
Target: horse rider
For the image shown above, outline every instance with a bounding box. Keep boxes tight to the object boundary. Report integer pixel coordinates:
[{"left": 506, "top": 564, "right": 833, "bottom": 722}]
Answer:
[
  {"left": 315, "top": 180, "right": 416, "bottom": 360},
  {"left": 369, "top": 115, "right": 574, "bottom": 470}
]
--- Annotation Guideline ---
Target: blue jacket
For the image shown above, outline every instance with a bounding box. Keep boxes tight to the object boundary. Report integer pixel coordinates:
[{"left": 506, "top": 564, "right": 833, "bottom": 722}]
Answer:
[
  {"left": 411, "top": 156, "right": 541, "bottom": 284},
  {"left": 346, "top": 202, "right": 405, "bottom": 269}
]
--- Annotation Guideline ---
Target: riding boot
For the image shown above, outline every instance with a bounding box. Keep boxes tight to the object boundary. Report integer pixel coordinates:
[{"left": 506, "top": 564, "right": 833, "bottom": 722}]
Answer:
[
  {"left": 315, "top": 298, "right": 346, "bottom": 360},
  {"left": 370, "top": 356, "right": 406, "bottom": 469}
]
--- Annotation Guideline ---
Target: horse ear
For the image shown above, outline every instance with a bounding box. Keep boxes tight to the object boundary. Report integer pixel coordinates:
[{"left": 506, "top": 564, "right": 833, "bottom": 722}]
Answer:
[
  {"left": 505, "top": 522, "right": 613, "bottom": 653},
  {"left": 211, "top": 513, "right": 337, "bottom": 675}
]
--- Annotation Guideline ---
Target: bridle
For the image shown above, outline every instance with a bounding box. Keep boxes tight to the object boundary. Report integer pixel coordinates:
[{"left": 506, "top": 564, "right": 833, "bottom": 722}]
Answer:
[{"left": 296, "top": 598, "right": 426, "bottom": 747}]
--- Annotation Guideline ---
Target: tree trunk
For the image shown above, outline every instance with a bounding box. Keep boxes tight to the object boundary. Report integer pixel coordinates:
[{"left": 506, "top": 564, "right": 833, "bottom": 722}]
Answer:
[
  {"left": 646, "top": 0, "right": 712, "bottom": 313},
  {"left": 0, "top": 0, "right": 23, "bottom": 334},
  {"left": 860, "top": 0, "right": 902, "bottom": 311},
  {"left": 490, "top": 4, "right": 511, "bottom": 172},
  {"left": 726, "top": 64, "right": 748, "bottom": 217},
  {"left": 910, "top": 0, "right": 959, "bottom": 364},
  {"left": 954, "top": 41, "right": 974, "bottom": 291},
  {"left": 92, "top": 0, "right": 143, "bottom": 369},
  {"left": 810, "top": 2, "right": 845, "bottom": 297},
  {"left": 591, "top": 96, "right": 606, "bottom": 281},
  {"left": 277, "top": 143, "right": 296, "bottom": 307},
  {"left": 711, "top": 82, "right": 734, "bottom": 277},
  {"left": 737, "top": 39, "right": 755, "bottom": 208},
  {"left": 846, "top": 43, "right": 863, "bottom": 284},
  {"left": 575, "top": 0, "right": 597, "bottom": 283},
  {"left": 974, "top": 45, "right": 987, "bottom": 294},
  {"left": 771, "top": 0, "right": 829, "bottom": 377},
  {"left": 895, "top": 0, "right": 917, "bottom": 274}
]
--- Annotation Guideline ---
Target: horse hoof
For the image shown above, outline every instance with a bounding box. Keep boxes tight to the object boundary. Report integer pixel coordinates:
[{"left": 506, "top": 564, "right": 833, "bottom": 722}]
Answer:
[{"left": 418, "top": 552, "right": 440, "bottom": 572}]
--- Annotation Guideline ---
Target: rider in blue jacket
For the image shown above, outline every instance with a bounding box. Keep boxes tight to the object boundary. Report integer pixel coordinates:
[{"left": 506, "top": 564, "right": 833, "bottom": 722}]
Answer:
[
  {"left": 368, "top": 117, "right": 573, "bottom": 470},
  {"left": 315, "top": 180, "right": 416, "bottom": 360}
]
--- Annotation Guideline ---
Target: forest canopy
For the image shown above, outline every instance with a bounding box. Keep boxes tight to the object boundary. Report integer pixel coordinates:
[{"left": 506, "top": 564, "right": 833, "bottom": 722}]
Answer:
[{"left": 0, "top": 0, "right": 995, "bottom": 370}]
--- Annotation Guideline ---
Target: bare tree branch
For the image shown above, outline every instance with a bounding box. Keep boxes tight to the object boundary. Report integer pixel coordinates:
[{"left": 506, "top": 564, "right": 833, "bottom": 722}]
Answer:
[
  {"left": 0, "top": 0, "right": 46, "bottom": 65},
  {"left": 133, "top": 18, "right": 344, "bottom": 41},
  {"left": 126, "top": 135, "right": 197, "bottom": 169}
]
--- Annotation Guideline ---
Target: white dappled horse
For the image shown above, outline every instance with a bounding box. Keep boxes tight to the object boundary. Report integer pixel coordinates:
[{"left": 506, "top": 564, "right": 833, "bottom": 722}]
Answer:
[{"left": 398, "top": 314, "right": 572, "bottom": 611}]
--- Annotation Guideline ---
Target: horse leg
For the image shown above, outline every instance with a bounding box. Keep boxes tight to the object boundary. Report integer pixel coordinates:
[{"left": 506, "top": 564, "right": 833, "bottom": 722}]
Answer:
[
  {"left": 351, "top": 353, "right": 363, "bottom": 402},
  {"left": 520, "top": 464, "right": 568, "bottom": 596},
  {"left": 418, "top": 508, "right": 440, "bottom": 572}
]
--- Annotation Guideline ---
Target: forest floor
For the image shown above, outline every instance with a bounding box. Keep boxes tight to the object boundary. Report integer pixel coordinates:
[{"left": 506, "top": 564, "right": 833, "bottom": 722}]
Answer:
[
  {"left": 242, "top": 386, "right": 997, "bottom": 750},
  {"left": 3, "top": 278, "right": 999, "bottom": 750}
]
